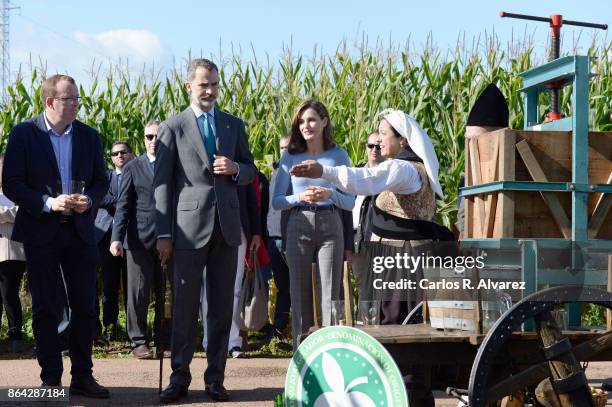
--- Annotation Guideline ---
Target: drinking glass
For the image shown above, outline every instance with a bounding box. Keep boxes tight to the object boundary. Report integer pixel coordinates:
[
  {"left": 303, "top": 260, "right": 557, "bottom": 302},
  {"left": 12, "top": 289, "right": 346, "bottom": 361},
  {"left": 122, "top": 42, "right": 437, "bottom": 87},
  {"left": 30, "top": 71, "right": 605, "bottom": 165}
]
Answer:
[
  {"left": 331, "top": 300, "right": 346, "bottom": 326},
  {"left": 482, "top": 307, "right": 501, "bottom": 333},
  {"left": 482, "top": 290, "right": 512, "bottom": 333},
  {"left": 358, "top": 300, "right": 380, "bottom": 326},
  {"left": 69, "top": 180, "right": 86, "bottom": 197},
  {"left": 56, "top": 180, "right": 86, "bottom": 215}
]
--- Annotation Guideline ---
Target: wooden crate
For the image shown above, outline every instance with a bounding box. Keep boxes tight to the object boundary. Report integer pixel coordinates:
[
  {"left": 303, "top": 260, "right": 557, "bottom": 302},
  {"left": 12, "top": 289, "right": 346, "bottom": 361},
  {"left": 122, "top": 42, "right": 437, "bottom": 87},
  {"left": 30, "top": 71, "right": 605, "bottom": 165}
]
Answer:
[
  {"left": 464, "top": 130, "right": 612, "bottom": 239},
  {"left": 428, "top": 300, "right": 478, "bottom": 331},
  {"left": 424, "top": 269, "right": 481, "bottom": 332}
]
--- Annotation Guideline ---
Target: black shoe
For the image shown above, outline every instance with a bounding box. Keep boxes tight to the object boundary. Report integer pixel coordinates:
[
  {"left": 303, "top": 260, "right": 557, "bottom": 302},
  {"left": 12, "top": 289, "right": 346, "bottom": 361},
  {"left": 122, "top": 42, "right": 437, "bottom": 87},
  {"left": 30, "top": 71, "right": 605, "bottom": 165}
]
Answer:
[
  {"left": 205, "top": 382, "right": 229, "bottom": 401},
  {"left": 94, "top": 334, "right": 109, "bottom": 347},
  {"left": 69, "top": 376, "right": 110, "bottom": 399},
  {"left": 229, "top": 346, "right": 245, "bottom": 359},
  {"left": 102, "top": 324, "right": 116, "bottom": 342},
  {"left": 159, "top": 383, "right": 188, "bottom": 404}
]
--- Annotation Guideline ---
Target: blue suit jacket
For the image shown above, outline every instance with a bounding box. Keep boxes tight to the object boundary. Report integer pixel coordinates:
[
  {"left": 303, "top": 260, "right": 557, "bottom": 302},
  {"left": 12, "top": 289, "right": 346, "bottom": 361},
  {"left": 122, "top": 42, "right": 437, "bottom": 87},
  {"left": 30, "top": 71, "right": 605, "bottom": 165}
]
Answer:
[
  {"left": 94, "top": 170, "right": 120, "bottom": 243},
  {"left": 111, "top": 154, "right": 157, "bottom": 251},
  {"left": 2, "top": 113, "right": 109, "bottom": 246}
]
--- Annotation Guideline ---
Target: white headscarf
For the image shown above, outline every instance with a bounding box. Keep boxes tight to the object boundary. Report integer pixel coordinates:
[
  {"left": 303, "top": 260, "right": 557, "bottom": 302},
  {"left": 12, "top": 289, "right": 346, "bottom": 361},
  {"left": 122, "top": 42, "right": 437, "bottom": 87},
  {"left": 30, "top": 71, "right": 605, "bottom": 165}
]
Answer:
[{"left": 379, "top": 109, "right": 444, "bottom": 199}]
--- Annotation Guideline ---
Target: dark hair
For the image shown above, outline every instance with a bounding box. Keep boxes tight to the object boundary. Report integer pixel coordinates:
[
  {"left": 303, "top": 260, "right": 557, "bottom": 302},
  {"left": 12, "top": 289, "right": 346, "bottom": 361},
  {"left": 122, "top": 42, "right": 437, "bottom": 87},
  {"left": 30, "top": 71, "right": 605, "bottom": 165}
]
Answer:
[
  {"left": 187, "top": 58, "right": 219, "bottom": 80},
  {"left": 41, "top": 74, "right": 76, "bottom": 101},
  {"left": 111, "top": 140, "right": 132, "bottom": 153},
  {"left": 383, "top": 119, "right": 402, "bottom": 139},
  {"left": 288, "top": 100, "right": 335, "bottom": 154}
]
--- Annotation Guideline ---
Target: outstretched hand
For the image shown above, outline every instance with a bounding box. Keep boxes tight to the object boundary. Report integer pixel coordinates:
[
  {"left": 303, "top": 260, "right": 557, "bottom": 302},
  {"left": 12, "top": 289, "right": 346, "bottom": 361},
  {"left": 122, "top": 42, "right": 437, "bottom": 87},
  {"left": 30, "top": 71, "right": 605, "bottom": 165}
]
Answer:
[{"left": 289, "top": 160, "right": 323, "bottom": 178}]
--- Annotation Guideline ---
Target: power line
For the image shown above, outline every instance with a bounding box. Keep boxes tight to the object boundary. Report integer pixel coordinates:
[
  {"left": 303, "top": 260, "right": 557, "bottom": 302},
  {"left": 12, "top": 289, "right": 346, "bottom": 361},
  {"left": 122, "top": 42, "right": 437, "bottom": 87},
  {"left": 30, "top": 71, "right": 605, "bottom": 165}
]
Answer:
[
  {"left": 17, "top": 13, "right": 111, "bottom": 61},
  {"left": 1, "top": 0, "right": 19, "bottom": 100}
]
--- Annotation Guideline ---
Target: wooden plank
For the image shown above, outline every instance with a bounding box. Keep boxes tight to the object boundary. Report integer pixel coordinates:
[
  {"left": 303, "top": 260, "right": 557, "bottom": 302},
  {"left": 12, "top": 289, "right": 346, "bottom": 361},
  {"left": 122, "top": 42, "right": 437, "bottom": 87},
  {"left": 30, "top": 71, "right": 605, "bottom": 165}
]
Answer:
[
  {"left": 516, "top": 139, "right": 572, "bottom": 239},
  {"left": 464, "top": 136, "right": 473, "bottom": 238},
  {"left": 422, "top": 292, "right": 429, "bottom": 326},
  {"left": 477, "top": 131, "right": 500, "bottom": 182},
  {"left": 361, "top": 324, "right": 474, "bottom": 344},
  {"left": 495, "top": 129, "right": 515, "bottom": 238},
  {"left": 311, "top": 263, "right": 320, "bottom": 327},
  {"left": 343, "top": 261, "right": 353, "bottom": 326},
  {"left": 606, "top": 255, "right": 612, "bottom": 332},
  {"left": 469, "top": 138, "right": 486, "bottom": 237},
  {"left": 483, "top": 134, "right": 500, "bottom": 237},
  {"left": 474, "top": 266, "right": 483, "bottom": 335},
  {"left": 514, "top": 191, "right": 570, "bottom": 238},
  {"left": 588, "top": 171, "right": 612, "bottom": 239}
]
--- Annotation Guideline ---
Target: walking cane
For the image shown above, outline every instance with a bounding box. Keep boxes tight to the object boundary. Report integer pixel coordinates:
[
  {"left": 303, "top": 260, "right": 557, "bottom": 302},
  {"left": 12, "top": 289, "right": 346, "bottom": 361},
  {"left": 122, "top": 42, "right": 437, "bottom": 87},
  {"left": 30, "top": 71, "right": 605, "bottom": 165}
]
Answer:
[
  {"left": 311, "top": 263, "right": 321, "bottom": 328},
  {"left": 158, "top": 264, "right": 172, "bottom": 394}
]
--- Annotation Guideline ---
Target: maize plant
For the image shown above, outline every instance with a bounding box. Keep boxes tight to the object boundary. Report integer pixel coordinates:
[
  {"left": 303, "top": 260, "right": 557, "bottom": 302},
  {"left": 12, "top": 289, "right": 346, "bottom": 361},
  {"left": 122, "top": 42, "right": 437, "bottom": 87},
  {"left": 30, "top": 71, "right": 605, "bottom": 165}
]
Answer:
[{"left": 1, "top": 37, "right": 611, "bottom": 228}]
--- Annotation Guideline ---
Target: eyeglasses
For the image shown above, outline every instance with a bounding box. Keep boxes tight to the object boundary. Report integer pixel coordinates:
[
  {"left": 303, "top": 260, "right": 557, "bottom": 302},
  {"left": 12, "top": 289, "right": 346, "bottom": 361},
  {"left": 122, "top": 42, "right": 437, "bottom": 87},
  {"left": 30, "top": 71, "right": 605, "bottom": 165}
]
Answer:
[
  {"left": 145, "top": 134, "right": 157, "bottom": 140},
  {"left": 366, "top": 144, "right": 381, "bottom": 151},
  {"left": 54, "top": 96, "right": 82, "bottom": 104},
  {"left": 110, "top": 150, "right": 129, "bottom": 157}
]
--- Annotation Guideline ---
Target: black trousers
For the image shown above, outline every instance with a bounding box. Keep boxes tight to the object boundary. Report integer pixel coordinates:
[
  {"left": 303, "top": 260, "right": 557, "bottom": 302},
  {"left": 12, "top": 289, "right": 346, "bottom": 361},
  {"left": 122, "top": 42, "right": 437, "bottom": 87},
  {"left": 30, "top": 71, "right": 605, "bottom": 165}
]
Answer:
[
  {"left": 24, "top": 223, "right": 98, "bottom": 383},
  {"left": 126, "top": 248, "right": 168, "bottom": 347},
  {"left": 95, "top": 231, "right": 127, "bottom": 333},
  {"left": 0, "top": 260, "right": 26, "bottom": 339}
]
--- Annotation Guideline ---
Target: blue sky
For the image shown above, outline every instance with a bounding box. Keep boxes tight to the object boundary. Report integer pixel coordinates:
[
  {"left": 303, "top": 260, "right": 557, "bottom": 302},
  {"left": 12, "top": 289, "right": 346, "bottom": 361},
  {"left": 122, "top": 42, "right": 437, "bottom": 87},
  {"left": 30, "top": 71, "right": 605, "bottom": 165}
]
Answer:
[{"left": 8, "top": 0, "right": 611, "bottom": 84}]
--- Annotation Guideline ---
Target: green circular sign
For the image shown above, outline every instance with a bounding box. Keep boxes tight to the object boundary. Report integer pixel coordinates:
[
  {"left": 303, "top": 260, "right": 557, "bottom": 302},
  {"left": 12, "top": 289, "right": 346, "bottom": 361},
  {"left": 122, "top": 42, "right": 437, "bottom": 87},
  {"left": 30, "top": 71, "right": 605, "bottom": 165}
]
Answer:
[{"left": 285, "top": 326, "right": 408, "bottom": 407}]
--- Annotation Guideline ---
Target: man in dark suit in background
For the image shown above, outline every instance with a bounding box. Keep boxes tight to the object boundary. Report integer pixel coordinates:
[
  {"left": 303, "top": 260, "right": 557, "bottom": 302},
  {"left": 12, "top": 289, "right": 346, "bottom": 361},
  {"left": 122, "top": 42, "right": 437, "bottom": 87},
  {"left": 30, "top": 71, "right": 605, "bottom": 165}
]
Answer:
[
  {"left": 155, "top": 58, "right": 256, "bottom": 403},
  {"left": 93, "top": 140, "right": 133, "bottom": 343},
  {"left": 2, "top": 74, "right": 110, "bottom": 397},
  {"left": 110, "top": 121, "right": 166, "bottom": 360}
]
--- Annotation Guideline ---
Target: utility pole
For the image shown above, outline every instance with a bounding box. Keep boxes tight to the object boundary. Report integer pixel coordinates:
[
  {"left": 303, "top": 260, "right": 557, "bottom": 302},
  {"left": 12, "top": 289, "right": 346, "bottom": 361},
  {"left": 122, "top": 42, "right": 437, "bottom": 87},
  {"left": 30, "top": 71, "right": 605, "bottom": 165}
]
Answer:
[{"left": 1, "top": 0, "right": 19, "bottom": 100}]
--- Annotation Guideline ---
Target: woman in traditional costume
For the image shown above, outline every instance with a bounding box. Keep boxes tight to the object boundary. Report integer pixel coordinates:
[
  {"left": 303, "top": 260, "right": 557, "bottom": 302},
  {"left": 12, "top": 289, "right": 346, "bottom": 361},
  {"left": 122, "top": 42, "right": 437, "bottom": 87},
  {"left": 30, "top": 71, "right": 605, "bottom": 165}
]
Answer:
[{"left": 290, "top": 109, "right": 452, "bottom": 324}]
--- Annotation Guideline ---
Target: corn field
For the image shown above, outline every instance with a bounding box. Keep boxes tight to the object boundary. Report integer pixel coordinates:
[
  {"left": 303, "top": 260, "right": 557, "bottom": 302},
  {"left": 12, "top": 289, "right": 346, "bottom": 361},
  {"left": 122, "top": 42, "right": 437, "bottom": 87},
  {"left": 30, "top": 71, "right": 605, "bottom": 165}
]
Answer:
[{"left": 1, "top": 37, "right": 612, "bottom": 227}]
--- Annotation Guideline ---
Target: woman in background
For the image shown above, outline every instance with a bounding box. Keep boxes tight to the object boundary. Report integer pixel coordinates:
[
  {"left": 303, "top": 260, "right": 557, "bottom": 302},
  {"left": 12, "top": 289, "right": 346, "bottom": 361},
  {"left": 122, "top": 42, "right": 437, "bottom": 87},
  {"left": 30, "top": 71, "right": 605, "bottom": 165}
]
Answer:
[
  {"left": 0, "top": 154, "right": 27, "bottom": 353},
  {"left": 272, "top": 100, "right": 354, "bottom": 350}
]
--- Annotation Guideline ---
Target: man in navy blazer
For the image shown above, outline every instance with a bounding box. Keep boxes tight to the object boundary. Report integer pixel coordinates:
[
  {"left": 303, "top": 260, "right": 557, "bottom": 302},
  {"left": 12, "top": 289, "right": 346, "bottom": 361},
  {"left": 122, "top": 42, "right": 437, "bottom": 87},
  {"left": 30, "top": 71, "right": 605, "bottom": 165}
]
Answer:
[
  {"left": 93, "top": 140, "right": 133, "bottom": 342},
  {"left": 2, "top": 74, "right": 110, "bottom": 398},
  {"left": 110, "top": 121, "right": 167, "bottom": 360}
]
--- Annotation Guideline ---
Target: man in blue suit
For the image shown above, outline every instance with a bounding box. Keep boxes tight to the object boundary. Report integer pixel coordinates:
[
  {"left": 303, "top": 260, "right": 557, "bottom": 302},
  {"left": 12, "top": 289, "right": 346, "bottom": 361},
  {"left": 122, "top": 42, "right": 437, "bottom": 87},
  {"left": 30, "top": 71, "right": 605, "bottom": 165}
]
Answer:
[
  {"left": 110, "top": 121, "right": 167, "bottom": 360},
  {"left": 2, "top": 74, "right": 110, "bottom": 398},
  {"left": 93, "top": 140, "right": 133, "bottom": 343}
]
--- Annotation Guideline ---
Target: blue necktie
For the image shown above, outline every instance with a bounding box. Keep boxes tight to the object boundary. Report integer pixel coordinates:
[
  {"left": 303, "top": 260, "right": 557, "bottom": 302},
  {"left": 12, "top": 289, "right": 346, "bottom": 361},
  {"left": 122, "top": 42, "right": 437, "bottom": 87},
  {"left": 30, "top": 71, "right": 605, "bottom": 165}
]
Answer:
[{"left": 199, "top": 113, "right": 216, "bottom": 162}]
